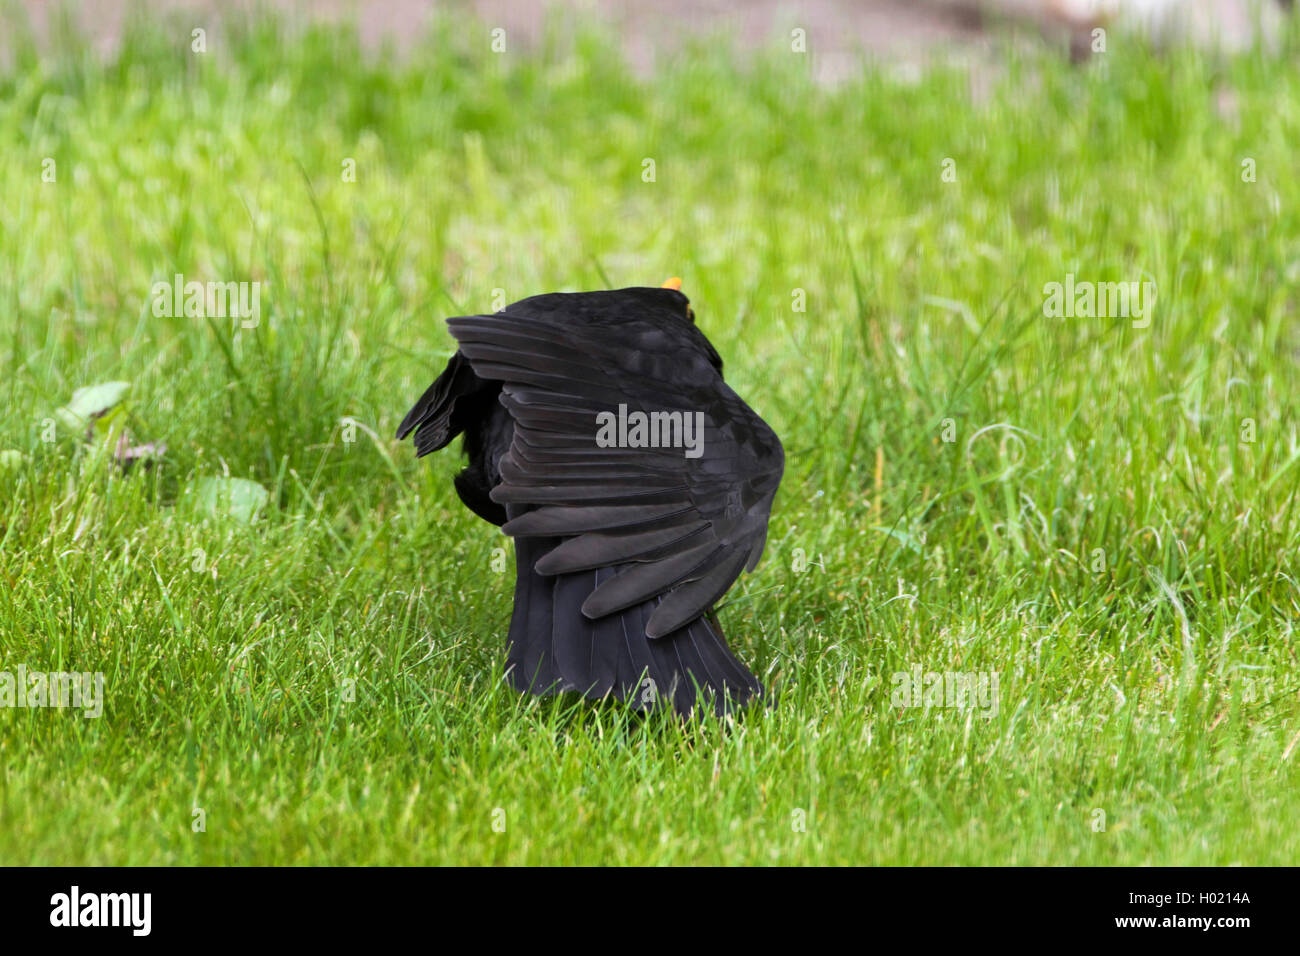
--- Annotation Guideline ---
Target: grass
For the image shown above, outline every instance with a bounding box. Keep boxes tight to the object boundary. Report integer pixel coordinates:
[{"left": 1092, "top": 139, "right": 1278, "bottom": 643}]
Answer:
[{"left": 1, "top": 5, "right": 1299, "bottom": 865}]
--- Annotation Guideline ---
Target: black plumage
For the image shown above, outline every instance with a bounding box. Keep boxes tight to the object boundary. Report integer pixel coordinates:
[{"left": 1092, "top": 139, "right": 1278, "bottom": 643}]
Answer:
[{"left": 397, "top": 285, "right": 783, "bottom": 716}]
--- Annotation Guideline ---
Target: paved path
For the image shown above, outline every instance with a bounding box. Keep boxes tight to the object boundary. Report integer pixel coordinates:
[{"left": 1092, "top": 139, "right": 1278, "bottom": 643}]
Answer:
[{"left": 8, "top": 0, "right": 1290, "bottom": 79}]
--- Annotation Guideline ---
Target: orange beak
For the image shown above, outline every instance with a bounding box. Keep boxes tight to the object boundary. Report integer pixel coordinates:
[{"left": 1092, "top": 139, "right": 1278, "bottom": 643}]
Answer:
[{"left": 661, "top": 277, "right": 683, "bottom": 291}]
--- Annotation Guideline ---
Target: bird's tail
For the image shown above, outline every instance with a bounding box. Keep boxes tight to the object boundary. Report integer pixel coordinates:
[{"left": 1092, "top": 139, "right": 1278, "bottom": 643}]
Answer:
[{"left": 504, "top": 534, "right": 763, "bottom": 716}]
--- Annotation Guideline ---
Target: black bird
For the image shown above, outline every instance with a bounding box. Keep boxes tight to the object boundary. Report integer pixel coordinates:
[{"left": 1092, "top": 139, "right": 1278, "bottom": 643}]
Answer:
[{"left": 397, "top": 280, "right": 784, "bottom": 716}]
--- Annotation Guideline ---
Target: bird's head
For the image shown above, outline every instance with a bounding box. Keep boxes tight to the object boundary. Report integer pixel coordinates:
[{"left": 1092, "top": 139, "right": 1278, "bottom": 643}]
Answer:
[{"left": 661, "top": 276, "right": 695, "bottom": 322}]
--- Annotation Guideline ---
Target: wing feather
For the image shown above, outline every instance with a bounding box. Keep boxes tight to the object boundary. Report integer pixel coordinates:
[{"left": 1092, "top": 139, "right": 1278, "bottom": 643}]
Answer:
[{"left": 448, "top": 307, "right": 783, "bottom": 640}]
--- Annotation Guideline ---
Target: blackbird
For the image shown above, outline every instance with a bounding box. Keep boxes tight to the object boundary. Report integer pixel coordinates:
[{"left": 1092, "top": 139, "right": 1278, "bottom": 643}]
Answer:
[{"left": 397, "top": 279, "right": 783, "bottom": 715}]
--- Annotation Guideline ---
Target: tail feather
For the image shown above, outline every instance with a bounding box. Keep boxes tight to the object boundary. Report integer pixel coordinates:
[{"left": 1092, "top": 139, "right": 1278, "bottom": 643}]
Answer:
[
  {"left": 617, "top": 599, "right": 658, "bottom": 704},
  {"left": 504, "top": 535, "right": 763, "bottom": 716},
  {"left": 550, "top": 568, "right": 620, "bottom": 697},
  {"left": 588, "top": 566, "right": 625, "bottom": 694},
  {"left": 506, "top": 534, "right": 562, "bottom": 693}
]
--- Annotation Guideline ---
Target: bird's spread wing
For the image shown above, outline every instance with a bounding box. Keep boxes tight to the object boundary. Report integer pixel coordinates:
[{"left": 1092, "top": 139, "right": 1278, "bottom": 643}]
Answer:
[
  {"left": 395, "top": 349, "right": 488, "bottom": 456},
  {"left": 446, "top": 310, "right": 783, "bottom": 639}
]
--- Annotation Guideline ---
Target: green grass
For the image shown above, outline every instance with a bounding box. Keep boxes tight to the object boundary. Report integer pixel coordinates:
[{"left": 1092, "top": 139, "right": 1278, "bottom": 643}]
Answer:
[{"left": 1, "top": 5, "right": 1299, "bottom": 865}]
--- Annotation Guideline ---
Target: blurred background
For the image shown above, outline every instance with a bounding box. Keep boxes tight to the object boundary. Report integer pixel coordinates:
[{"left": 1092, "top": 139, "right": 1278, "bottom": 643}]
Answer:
[{"left": 10, "top": 1, "right": 1297, "bottom": 74}]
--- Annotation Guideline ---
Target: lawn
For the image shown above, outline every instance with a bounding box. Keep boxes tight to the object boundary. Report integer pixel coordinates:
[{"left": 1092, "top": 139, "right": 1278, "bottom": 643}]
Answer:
[{"left": 1, "top": 7, "right": 1298, "bottom": 865}]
